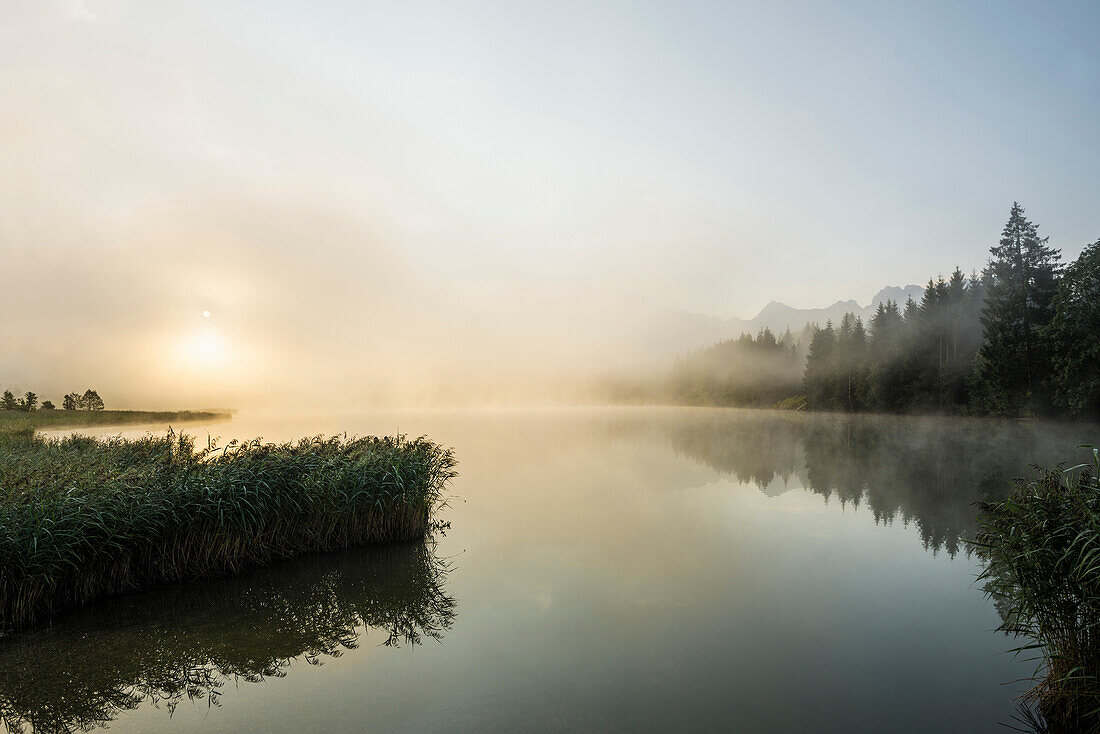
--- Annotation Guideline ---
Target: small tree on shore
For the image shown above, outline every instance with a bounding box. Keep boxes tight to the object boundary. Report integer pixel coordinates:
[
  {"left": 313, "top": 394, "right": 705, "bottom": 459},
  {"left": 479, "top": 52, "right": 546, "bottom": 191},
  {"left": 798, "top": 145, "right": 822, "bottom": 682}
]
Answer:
[
  {"left": 41, "top": 400, "right": 55, "bottom": 411},
  {"left": 81, "top": 389, "right": 105, "bottom": 411},
  {"left": 1, "top": 391, "right": 16, "bottom": 411},
  {"left": 63, "top": 393, "right": 79, "bottom": 411},
  {"left": 22, "top": 392, "right": 37, "bottom": 412}
]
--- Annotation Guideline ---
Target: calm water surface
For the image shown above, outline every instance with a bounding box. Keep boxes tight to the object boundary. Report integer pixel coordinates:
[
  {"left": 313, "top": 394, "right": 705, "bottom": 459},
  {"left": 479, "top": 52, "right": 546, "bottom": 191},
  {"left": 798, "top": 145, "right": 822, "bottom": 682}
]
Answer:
[{"left": 7, "top": 407, "right": 1099, "bottom": 733}]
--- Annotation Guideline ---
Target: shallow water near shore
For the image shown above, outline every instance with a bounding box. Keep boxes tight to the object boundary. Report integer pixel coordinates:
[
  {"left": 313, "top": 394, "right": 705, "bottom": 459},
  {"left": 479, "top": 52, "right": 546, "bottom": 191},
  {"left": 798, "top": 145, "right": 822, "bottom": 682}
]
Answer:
[{"left": 9, "top": 407, "right": 1099, "bottom": 733}]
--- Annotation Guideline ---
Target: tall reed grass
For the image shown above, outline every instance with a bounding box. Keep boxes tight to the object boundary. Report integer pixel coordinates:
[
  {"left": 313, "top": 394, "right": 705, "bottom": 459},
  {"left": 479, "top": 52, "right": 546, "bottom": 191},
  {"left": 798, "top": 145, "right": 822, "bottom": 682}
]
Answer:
[
  {"left": 0, "top": 429, "right": 456, "bottom": 631},
  {"left": 975, "top": 448, "right": 1100, "bottom": 732}
]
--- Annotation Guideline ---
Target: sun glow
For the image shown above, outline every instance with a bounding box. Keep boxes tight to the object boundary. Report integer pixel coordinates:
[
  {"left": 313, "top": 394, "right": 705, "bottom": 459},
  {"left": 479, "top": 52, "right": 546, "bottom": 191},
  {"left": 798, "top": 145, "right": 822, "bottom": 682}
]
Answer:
[{"left": 179, "top": 329, "right": 230, "bottom": 369}]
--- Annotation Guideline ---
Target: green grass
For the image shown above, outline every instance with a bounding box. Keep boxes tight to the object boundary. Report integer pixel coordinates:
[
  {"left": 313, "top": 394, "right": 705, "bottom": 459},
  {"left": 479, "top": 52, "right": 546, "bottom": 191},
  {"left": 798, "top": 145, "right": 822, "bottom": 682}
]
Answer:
[
  {"left": 975, "top": 448, "right": 1100, "bottom": 731},
  {"left": 0, "top": 427, "right": 456, "bottom": 631}
]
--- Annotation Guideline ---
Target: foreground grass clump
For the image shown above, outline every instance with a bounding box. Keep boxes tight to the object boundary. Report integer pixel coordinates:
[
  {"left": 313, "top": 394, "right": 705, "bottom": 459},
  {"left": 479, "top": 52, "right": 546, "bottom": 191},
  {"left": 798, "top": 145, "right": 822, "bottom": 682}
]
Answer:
[
  {"left": 975, "top": 449, "right": 1100, "bottom": 732},
  {"left": 0, "top": 430, "right": 456, "bottom": 631}
]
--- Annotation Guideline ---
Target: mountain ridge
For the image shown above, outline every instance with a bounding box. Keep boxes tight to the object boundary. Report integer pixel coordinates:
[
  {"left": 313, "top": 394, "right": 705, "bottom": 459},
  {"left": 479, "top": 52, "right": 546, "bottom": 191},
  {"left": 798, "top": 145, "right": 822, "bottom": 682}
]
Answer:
[{"left": 640, "top": 284, "right": 925, "bottom": 360}]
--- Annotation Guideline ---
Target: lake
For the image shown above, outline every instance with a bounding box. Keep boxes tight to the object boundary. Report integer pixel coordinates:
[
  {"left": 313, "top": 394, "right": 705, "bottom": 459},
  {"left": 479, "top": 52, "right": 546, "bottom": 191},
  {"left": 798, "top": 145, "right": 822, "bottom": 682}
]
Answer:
[{"left": 6, "top": 407, "right": 1097, "bottom": 733}]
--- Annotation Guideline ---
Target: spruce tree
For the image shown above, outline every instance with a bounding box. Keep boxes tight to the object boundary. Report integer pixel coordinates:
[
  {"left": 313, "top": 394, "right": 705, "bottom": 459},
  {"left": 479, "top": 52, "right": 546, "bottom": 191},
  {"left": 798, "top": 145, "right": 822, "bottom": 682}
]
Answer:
[
  {"left": 973, "top": 202, "right": 1061, "bottom": 415},
  {"left": 936, "top": 267, "right": 985, "bottom": 406},
  {"left": 902, "top": 296, "right": 919, "bottom": 323},
  {"left": 867, "top": 301, "right": 907, "bottom": 411},
  {"left": 915, "top": 276, "right": 951, "bottom": 407},
  {"left": 837, "top": 313, "right": 868, "bottom": 411},
  {"left": 946, "top": 268, "right": 967, "bottom": 366},
  {"left": 803, "top": 322, "right": 837, "bottom": 409},
  {"left": 1045, "top": 238, "right": 1100, "bottom": 418}
]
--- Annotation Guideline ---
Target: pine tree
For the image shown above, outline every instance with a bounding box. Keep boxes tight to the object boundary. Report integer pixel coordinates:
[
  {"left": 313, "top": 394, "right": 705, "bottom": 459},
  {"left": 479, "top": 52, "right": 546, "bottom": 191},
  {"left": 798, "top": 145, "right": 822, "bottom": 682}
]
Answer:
[
  {"left": 914, "top": 276, "right": 951, "bottom": 407},
  {"left": 944, "top": 269, "right": 987, "bottom": 405},
  {"left": 867, "top": 300, "right": 909, "bottom": 411},
  {"left": 1045, "top": 238, "right": 1100, "bottom": 418},
  {"left": 973, "top": 203, "right": 1062, "bottom": 415},
  {"left": 946, "top": 268, "right": 967, "bottom": 366},
  {"left": 837, "top": 313, "right": 868, "bottom": 411},
  {"left": 803, "top": 321, "right": 837, "bottom": 409}
]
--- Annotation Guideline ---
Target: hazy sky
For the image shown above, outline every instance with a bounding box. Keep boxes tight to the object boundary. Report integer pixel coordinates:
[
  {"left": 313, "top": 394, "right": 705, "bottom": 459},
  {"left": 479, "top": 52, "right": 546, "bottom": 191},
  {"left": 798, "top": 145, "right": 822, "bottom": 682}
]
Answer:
[{"left": 2, "top": 0, "right": 1098, "bottom": 406}]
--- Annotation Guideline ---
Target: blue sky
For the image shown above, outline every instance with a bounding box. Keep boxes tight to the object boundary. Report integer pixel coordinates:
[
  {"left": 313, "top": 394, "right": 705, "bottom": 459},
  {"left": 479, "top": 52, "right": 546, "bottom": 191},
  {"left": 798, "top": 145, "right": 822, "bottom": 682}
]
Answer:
[{"left": 118, "top": 1, "right": 1100, "bottom": 292}]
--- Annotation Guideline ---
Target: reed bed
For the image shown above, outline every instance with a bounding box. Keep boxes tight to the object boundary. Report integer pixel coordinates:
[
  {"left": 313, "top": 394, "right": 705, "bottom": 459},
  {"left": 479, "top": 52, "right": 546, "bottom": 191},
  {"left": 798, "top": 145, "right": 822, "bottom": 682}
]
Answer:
[
  {"left": 975, "top": 448, "right": 1100, "bottom": 732},
  {"left": 0, "top": 429, "right": 456, "bottom": 631}
]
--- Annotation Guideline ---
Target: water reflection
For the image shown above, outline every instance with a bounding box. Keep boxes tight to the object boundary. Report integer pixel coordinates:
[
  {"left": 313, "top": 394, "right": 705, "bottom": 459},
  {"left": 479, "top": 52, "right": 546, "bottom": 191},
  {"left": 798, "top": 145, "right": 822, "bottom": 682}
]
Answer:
[
  {"left": 12, "top": 408, "right": 1092, "bottom": 733},
  {"left": 0, "top": 542, "right": 455, "bottom": 734},
  {"left": 660, "top": 410, "right": 1098, "bottom": 555}
]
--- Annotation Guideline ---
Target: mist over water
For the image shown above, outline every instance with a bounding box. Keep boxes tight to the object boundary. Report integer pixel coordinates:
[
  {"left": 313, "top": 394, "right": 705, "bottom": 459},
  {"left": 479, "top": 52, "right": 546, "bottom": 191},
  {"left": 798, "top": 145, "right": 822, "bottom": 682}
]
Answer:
[{"left": 16, "top": 406, "right": 1097, "bottom": 732}]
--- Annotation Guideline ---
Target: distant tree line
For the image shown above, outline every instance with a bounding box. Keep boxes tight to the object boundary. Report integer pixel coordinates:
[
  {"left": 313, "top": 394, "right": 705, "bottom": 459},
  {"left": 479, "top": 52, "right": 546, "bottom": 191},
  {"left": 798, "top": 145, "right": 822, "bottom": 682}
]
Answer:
[
  {"left": 665, "top": 327, "right": 808, "bottom": 407},
  {"left": 1, "top": 391, "right": 43, "bottom": 412},
  {"left": 63, "top": 390, "right": 105, "bottom": 411},
  {"left": 0, "top": 389, "right": 104, "bottom": 413},
  {"left": 641, "top": 202, "right": 1100, "bottom": 419},
  {"left": 803, "top": 203, "right": 1100, "bottom": 418}
]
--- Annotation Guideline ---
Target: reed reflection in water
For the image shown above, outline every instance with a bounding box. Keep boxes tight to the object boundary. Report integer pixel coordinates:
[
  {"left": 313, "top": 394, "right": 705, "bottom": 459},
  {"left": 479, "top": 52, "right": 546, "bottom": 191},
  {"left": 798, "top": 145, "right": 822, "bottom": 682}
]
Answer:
[{"left": 0, "top": 542, "right": 455, "bottom": 734}]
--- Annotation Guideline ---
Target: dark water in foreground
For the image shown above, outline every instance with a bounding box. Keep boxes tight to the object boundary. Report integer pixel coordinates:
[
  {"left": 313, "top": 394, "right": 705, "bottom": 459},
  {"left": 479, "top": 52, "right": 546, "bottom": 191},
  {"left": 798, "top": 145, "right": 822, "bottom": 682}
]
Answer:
[{"left": 8, "top": 407, "right": 1100, "bottom": 733}]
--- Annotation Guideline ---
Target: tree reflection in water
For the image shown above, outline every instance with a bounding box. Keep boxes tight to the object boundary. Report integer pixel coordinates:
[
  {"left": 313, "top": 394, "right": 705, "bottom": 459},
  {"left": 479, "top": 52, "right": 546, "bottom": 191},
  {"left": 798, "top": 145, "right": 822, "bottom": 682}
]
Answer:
[
  {"left": 0, "top": 542, "right": 455, "bottom": 734},
  {"left": 660, "top": 410, "right": 1099, "bottom": 555}
]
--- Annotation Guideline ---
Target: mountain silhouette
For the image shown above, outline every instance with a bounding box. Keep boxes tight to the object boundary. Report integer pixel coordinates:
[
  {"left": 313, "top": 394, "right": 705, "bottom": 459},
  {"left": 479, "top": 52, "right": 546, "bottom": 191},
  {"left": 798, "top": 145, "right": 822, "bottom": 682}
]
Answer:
[{"left": 639, "top": 284, "right": 925, "bottom": 360}]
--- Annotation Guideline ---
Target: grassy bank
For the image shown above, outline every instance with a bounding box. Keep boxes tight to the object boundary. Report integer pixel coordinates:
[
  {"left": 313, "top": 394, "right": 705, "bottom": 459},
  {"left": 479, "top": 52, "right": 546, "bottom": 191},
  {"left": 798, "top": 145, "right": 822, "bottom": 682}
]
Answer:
[
  {"left": 0, "top": 429, "right": 456, "bottom": 631},
  {"left": 975, "top": 450, "right": 1100, "bottom": 731},
  {"left": 0, "top": 409, "right": 231, "bottom": 437}
]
